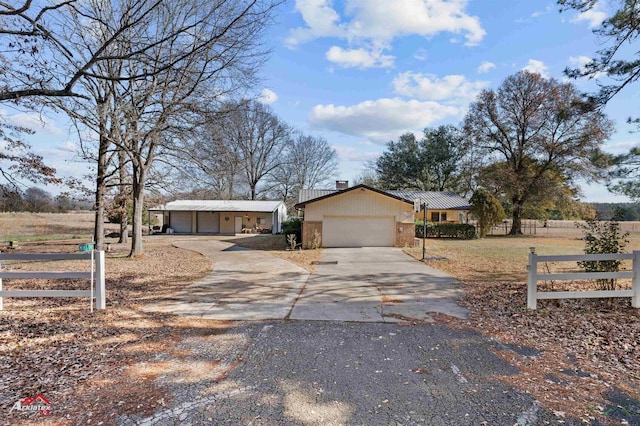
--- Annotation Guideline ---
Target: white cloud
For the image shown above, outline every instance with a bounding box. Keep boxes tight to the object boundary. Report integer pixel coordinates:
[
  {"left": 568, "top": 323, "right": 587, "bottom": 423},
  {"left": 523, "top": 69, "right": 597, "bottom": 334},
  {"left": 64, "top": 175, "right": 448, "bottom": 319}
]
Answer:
[
  {"left": 57, "top": 140, "right": 78, "bottom": 153},
  {"left": 285, "top": 0, "right": 345, "bottom": 48},
  {"left": 477, "top": 61, "right": 496, "bottom": 74},
  {"left": 333, "top": 144, "right": 380, "bottom": 162},
  {"left": 605, "top": 140, "right": 640, "bottom": 154},
  {"left": 570, "top": 2, "right": 607, "bottom": 28},
  {"left": 392, "top": 72, "right": 488, "bottom": 105},
  {"left": 568, "top": 55, "right": 606, "bottom": 79},
  {"left": 309, "top": 97, "right": 459, "bottom": 142},
  {"left": 259, "top": 88, "right": 278, "bottom": 104},
  {"left": 326, "top": 46, "right": 394, "bottom": 68},
  {"left": 2, "top": 111, "right": 63, "bottom": 136},
  {"left": 522, "top": 59, "right": 549, "bottom": 78},
  {"left": 531, "top": 4, "right": 553, "bottom": 18},
  {"left": 286, "top": 0, "right": 486, "bottom": 50},
  {"left": 413, "top": 48, "right": 428, "bottom": 61}
]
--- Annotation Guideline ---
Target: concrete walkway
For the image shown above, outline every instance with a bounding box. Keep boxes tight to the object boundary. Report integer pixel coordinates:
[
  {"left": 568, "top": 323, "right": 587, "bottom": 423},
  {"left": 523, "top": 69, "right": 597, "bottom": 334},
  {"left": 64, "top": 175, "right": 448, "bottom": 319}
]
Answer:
[
  {"left": 146, "top": 241, "right": 468, "bottom": 322},
  {"left": 144, "top": 239, "right": 309, "bottom": 320},
  {"left": 290, "top": 247, "right": 468, "bottom": 322}
]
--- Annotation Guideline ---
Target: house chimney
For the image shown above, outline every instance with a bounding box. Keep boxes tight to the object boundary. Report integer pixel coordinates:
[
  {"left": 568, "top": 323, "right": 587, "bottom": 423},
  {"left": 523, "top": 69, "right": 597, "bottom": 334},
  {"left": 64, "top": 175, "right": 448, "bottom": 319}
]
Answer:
[{"left": 336, "top": 180, "right": 348, "bottom": 190}]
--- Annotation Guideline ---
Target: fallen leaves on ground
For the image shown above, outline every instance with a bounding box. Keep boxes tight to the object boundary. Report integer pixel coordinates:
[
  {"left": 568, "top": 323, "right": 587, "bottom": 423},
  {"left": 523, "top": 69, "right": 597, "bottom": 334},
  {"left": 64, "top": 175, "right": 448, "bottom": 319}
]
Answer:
[
  {"left": 407, "top": 238, "right": 640, "bottom": 425},
  {"left": 0, "top": 239, "right": 221, "bottom": 425}
]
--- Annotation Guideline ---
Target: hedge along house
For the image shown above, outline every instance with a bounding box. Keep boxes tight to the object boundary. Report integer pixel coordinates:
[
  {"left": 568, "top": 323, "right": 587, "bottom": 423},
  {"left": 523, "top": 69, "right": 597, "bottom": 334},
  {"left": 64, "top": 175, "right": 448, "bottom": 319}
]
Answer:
[
  {"left": 149, "top": 200, "right": 287, "bottom": 235},
  {"left": 295, "top": 183, "right": 471, "bottom": 248}
]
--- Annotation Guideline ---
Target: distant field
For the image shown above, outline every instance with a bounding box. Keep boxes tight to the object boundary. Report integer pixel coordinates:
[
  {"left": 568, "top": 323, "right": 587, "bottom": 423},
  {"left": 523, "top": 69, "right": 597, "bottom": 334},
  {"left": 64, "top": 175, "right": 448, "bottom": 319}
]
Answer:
[{"left": 0, "top": 211, "right": 119, "bottom": 242}]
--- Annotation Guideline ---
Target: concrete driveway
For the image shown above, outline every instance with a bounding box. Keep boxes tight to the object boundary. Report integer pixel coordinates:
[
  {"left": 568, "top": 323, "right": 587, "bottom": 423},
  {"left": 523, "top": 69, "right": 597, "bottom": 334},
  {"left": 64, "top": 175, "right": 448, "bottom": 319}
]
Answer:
[
  {"left": 289, "top": 247, "right": 468, "bottom": 322},
  {"left": 146, "top": 241, "right": 468, "bottom": 322},
  {"left": 144, "top": 239, "right": 309, "bottom": 320}
]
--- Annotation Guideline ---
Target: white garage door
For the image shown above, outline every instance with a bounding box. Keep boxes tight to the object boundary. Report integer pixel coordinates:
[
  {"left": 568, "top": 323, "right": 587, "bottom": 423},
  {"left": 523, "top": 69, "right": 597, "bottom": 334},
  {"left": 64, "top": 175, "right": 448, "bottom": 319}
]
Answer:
[
  {"left": 323, "top": 216, "right": 395, "bottom": 247},
  {"left": 170, "top": 211, "right": 192, "bottom": 233},
  {"left": 197, "top": 211, "right": 219, "bottom": 233}
]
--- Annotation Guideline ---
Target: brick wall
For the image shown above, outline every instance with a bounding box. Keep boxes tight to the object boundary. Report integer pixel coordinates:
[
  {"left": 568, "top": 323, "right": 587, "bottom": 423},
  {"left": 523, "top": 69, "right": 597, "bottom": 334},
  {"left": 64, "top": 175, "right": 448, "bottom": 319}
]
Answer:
[
  {"left": 302, "top": 221, "right": 322, "bottom": 248},
  {"left": 395, "top": 222, "right": 415, "bottom": 247}
]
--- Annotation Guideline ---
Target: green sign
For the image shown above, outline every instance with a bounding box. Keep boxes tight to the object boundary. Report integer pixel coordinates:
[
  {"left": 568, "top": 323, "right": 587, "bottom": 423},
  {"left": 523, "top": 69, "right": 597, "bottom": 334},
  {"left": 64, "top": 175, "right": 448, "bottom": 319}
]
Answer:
[{"left": 78, "top": 243, "right": 95, "bottom": 252}]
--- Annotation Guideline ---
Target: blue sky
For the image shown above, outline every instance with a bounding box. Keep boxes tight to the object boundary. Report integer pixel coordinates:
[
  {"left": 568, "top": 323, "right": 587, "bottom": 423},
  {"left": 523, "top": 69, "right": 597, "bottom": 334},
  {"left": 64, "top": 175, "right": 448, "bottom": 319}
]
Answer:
[{"left": 5, "top": 0, "right": 640, "bottom": 202}]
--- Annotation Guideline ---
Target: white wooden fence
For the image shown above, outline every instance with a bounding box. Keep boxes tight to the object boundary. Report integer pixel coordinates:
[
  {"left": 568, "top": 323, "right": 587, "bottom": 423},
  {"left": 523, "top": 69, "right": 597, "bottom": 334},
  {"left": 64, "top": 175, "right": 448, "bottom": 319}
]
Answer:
[
  {"left": 527, "top": 248, "right": 640, "bottom": 309},
  {"left": 0, "top": 251, "right": 105, "bottom": 311}
]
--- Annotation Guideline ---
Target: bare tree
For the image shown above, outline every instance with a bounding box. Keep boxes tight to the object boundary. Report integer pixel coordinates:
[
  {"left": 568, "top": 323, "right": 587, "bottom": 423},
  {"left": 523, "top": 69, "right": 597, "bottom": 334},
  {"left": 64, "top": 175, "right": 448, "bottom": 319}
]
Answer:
[
  {"left": 218, "top": 100, "right": 290, "bottom": 200},
  {"left": 0, "top": 0, "right": 256, "bottom": 101},
  {"left": 270, "top": 132, "right": 338, "bottom": 205},
  {"left": 116, "top": 0, "right": 278, "bottom": 256}
]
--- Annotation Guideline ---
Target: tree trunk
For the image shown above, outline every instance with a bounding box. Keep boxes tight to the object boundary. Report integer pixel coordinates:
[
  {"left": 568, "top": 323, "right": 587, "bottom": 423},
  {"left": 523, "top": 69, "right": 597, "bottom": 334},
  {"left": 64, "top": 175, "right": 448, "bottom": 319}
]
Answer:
[
  {"left": 118, "top": 149, "right": 129, "bottom": 244},
  {"left": 93, "top": 111, "right": 109, "bottom": 250},
  {"left": 93, "top": 166, "right": 106, "bottom": 250},
  {"left": 510, "top": 201, "right": 524, "bottom": 236},
  {"left": 250, "top": 184, "right": 256, "bottom": 200},
  {"left": 129, "top": 162, "right": 146, "bottom": 257}
]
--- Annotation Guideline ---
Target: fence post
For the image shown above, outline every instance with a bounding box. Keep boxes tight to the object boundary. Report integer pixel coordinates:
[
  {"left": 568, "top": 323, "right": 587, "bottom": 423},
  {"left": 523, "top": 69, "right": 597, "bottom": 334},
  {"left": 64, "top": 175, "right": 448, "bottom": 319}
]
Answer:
[
  {"left": 95, "top": 250, "right": 106, "bottom": 310},
  {"left": 0, "top": 257, "right": 3, "bottom": 311},
  {"left": 633, "top": 251, "right": 640, "bottom": 309},
  {"left": 527, "top": 247, "right": 537, "bottom": 310}
]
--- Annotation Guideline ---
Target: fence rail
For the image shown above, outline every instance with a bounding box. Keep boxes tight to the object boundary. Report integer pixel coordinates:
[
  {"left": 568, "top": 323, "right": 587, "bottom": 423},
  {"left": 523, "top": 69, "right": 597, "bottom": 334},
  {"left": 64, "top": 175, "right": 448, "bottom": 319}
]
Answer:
[
  {"left": 0, "top": 251, "right": 105, "bottom": 311},
  {"left": 527, "top": 248, "right": 640, "bottom": 309}
]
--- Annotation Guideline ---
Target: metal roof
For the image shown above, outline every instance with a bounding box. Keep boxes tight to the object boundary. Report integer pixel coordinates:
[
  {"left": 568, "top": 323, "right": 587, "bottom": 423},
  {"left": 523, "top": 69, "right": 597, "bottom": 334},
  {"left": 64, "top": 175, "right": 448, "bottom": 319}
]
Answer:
[
  {"left": 387, "top": 190, "right": 471, "bottom": 210},
  {"left": 298, "top": 189, "right": 335, "bottom": 203},
  {"left": 296, "top": 186, "right": 470, "bottom": 210},
  {"left": 149, "top": 200, "right": 284, "bottom": 212}
]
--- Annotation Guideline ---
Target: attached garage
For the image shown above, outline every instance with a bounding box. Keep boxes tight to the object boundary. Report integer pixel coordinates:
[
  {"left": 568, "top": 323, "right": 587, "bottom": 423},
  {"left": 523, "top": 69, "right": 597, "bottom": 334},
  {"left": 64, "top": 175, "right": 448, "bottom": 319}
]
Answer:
[
  {"left": 170, "top": 211, "right": 192, "bottom": 233},
  {"left": 323, "top": 216, "right": 395, "bottom": 247},
  {"left": 295, "top": 185, "right": 416, "bottom": 248}
]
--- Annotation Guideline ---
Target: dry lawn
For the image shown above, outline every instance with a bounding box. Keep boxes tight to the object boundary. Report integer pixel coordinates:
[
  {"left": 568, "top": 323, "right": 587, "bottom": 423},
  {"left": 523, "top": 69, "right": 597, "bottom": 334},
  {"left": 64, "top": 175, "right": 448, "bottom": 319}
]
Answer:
[
  {"left": 0, "top": 212, "right": 119, "bottom": 242},
  {"left": 407, "top": 227, "right": 640, "bottom": 424},
  {"left": 0, "top": 238, "right": 219, "bottom": 425}
]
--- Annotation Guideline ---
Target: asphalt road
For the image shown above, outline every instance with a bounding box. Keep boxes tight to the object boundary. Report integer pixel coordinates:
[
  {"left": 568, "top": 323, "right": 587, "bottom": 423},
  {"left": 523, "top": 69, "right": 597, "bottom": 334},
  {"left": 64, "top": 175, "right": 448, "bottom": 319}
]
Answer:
[{"left": 122, "top": 321, "right": 584, "bottom": 426}]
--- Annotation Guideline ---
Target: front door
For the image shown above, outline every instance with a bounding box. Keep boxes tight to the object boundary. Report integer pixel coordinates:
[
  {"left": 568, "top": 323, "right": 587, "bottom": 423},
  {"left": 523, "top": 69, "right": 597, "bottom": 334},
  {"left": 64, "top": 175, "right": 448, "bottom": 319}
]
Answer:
[{"left": 234, "top": 216, "right": 243, "bottom": 233}]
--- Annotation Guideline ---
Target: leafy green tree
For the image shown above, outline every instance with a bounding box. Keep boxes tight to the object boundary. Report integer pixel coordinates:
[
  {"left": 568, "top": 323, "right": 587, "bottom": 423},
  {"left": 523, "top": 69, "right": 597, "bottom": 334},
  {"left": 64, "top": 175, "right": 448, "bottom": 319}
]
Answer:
[
  {"left": 469, "top": 189, "right": 506, "bottom": 237},
  {"left": 376, "top": 133, "right": 425, "bottom": 190},
  {"left": 376, "top": 125, "right": 469, "bottom": 191},
  {"left": 464, "top": 71, "right": 613, "bottom": 235},
  {"left": 559, "top": 0, "right": 640, "bottom": 108},
  {"left": 560, "top": 1, "right": 640, "bottom": 200}
]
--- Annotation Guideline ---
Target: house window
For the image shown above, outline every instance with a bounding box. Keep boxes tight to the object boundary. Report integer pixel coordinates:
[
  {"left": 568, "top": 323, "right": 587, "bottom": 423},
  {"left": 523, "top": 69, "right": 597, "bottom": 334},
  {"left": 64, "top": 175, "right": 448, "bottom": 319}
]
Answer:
[
  {"left": 257, "top": 217, "right": 265, "bottom": 225},
  {"left": 441, "top": 212, "right": 447, "bottom": 222},
  {"left": 430, "top": 212, "right": 440, "bottom": 222}
]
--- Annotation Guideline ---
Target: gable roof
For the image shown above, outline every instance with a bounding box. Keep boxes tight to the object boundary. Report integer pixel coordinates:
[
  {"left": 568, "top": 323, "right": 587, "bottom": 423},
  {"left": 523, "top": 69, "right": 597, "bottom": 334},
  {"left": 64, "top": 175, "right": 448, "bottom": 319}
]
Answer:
[
  {"left": 149, "top": 200, "right": 284, "bottom": 213},
  {"left": 296, "top": 185, "right": 470, "bottom": 210},
  {"left": 295, "top": 184, "right": 413, "bottom": 209}
]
